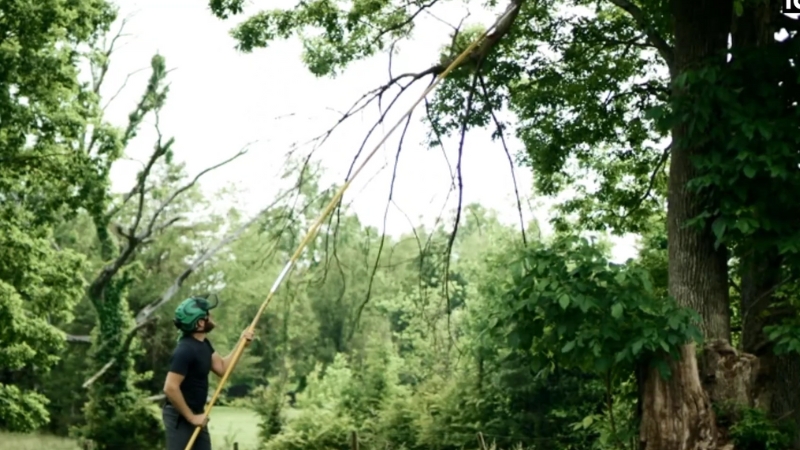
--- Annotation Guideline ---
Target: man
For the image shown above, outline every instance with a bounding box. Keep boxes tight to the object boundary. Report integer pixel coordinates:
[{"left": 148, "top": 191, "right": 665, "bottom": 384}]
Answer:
[{"left": 162, "top": 295, "right": 255, "bottom": 450}]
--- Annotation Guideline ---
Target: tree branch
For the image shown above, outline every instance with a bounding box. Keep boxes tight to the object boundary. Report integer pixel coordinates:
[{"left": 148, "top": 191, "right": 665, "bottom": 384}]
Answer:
[
  {"left": 137, "top": 145, "right": 250, "bottom": 241},
  {"left": 80, "top": 187, "right": 296, "bottom": 386},
  {"left": 65, "top": 333, "right": 92, "bottom": 343},
  {"left": 621, "top": 142, "right": 671, "bottom": 219},
  {"left": 605, "top": 0, "right": 674, "bottom": 72},
  {"left": 89, "top": 144, "right": 249, "bottom": 301},
  {"left": 478, "top": 74, "right": 527, "bottom": 246}
]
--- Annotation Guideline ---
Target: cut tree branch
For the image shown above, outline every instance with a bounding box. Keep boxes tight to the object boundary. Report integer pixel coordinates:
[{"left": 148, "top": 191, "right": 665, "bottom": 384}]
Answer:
[{"left": 321, "top": 2, "right": 523, "bottom": 286}]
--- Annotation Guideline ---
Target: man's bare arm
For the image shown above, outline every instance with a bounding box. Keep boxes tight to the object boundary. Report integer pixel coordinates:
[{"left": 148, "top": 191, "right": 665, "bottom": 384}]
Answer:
[
  {"left": 211, "top": 352, "right": 234, "bottom": 378},
  {"left": 163, "top": 372, "right": 194, "bottom": 420},
  {"left": 210, "top": 331, "right": 254, "bottom": 378}
]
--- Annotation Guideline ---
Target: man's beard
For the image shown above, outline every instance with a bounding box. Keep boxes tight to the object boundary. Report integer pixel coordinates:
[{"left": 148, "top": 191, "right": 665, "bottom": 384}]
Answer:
[{"left": 199, "top": 320, "right": 216, "bottom": 333}]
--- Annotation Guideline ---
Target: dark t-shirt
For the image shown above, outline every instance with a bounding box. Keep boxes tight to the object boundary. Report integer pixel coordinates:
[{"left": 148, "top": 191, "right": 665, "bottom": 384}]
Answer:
[{"left": 168, "top": 335, "right": 215, "bottom": 413}]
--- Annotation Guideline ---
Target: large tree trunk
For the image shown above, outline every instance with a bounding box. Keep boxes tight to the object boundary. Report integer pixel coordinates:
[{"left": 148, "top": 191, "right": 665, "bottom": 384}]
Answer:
[
  {"left": 732, "top": 1, "right": 800, "bottom": 446},
  {"left": 640, "top": 0, "right": 733, "bottom": 448},
  {"left": 740, "top": 248, "right": 800, "bottom": 448}
]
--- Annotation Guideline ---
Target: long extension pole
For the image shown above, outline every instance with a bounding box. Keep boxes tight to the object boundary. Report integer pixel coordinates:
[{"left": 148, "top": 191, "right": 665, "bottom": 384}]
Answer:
[{"left": 183, "top": 7, "right": 517, "bottom": 449}]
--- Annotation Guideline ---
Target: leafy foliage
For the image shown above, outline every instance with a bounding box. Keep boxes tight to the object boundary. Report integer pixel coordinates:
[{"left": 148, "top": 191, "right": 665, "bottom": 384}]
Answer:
[{"left": 492, "top": 235, "right": 701, "bottom": 378}]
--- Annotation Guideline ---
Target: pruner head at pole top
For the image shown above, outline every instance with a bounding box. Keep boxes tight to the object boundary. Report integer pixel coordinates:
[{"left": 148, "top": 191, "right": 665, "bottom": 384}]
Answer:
[{"left": 173, "top": 293, "right": 219, "bottom": 334}]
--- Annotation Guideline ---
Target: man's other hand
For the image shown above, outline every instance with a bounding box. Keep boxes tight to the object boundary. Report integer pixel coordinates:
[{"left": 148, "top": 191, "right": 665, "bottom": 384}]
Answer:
[{"left": 189, "top": 413, "right": 209, "bottom": 428}]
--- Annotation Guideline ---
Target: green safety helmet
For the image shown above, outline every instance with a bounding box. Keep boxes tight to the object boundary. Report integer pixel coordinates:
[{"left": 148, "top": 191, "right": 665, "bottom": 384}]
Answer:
[{"left": 173, "top": 294, "right": 219, "bottom": 333}]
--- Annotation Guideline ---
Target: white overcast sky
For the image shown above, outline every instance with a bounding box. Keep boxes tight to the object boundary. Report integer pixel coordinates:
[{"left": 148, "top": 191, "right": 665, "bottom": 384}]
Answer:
[{"left": 101, "top": 0, "right": 639, "bottom": 262}]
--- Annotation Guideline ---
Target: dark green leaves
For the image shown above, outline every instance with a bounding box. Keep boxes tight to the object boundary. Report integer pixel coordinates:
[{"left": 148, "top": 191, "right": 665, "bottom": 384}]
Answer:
[
  {"left": 488, "top": 235, "right": 701, "bottom": 377},
  {"left": 677, "top": 43, "right": 800, "bottom": 255}
]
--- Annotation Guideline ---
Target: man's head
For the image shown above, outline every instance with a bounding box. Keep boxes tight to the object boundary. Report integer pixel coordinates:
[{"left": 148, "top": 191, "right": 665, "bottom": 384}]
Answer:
[{"left": 173, "top": 295, "right": 219, "bottom": 335}]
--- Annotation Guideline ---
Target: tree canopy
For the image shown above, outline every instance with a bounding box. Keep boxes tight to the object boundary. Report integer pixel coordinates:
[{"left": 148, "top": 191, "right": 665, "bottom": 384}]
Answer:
[{"left": 3, "top": 0, "right": 800, "bottom": 449}]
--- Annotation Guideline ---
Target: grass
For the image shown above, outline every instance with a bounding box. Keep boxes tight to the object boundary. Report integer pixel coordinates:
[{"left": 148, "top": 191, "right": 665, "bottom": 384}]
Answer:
[{"left": 0, "top": 405, "right": 262, "bottom": 450}]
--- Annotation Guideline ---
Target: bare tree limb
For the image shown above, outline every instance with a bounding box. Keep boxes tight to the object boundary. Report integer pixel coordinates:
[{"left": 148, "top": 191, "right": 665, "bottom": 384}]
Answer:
[
  {"left": 91, "top": 16, "right": 131, "bottom": 96},
  {"left": 274, "top": 0, "right": 523, "bottom": 341},
  {"left": 80, "top": 187, "right": 296, "bottom": 387},
  {"left": 89, "top": 145, "right": 250, "bottom": 302},
  {"left": 103, "top": 67, "right": 148, "bottom": 111},
  {"left": 65, "top": 333, "right": 92, "bottom": 343},
  {"left": 137, "top": 145, "right": 251, "bottom": 241}
]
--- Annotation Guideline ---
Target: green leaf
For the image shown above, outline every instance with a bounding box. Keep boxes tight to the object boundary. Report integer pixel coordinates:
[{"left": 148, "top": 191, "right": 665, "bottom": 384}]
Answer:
[
  {"left": 743, "top": 165, "right": 756, "bottom": 179},
  {"left": 655, "top": 359, "right": 672, "bottom": 379},
  {"left": 611, "top": 303, "right": 623, "bottom": 319},
  {"left": 668, "top": 315, "right": 681, "bottom": 330},
  {"left": 644, "top": 105, "right": 665, "bottom": 121},
  {"left": 733, "top": 0, "right": 743, "bottom": 16},
  {"left": 582, "top": 415, "right": 594, "bottom": 428},
  {"left": 711, "top": 217, "right": 727, "bottom": 241},
  {"left": 562, "top": 340, "right": 576, "bottom": 353},
  {"left": 594, "top": 356, "right": 611, "bottom": 372},
  {"left": 558, "top": 294, "right": 570, "bottom": 309}
]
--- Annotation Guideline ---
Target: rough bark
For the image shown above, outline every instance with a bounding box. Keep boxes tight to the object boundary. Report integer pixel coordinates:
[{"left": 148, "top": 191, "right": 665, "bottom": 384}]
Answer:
[
  {"left": 732, "top": 1, "right": 800, "bottom": 446},
  {"left": 640, "top": 0, "right": 733, "bottom": 447},
  {"left": 740, "top": 248, "right": 800, "bottom": 447},
  {"left": 640, "top": 344, "right": 717, "bottom": 450}
]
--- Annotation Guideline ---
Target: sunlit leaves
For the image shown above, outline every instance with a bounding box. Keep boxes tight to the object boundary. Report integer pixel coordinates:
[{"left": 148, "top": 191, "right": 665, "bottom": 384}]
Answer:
[
  {"left": 0, "top": 225, "right": 86, "bottom": 431},
  {"left": 227, "top": 0, "right": 425, "bottom": 77}
]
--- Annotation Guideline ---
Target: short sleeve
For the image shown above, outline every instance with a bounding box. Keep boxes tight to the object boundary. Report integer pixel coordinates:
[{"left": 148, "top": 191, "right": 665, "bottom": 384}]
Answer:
[
  {"left": 205, "top": 339, "right": 215, "bottom": 354},
  {"left": 169, "top": 343, "right": 193, "bottom": 376}
]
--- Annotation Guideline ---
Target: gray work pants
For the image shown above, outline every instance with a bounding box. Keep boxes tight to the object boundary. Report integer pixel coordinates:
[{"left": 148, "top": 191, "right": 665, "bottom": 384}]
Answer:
[{"left": 162, "top": 404, "right": 212, "bottom": 450}]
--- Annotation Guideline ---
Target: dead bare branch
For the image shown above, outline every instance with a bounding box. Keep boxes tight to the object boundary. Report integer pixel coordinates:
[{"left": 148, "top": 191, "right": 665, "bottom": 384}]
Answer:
[
  {"left": 91, "top": 16, "right": 131, "bottom": 95},
  {"left": 65, "top": 333, "right": 92, "bottom": 344},
  {"left": 103, "top": 67, "right": 148, "bottom": 111},
  {"left": 423, "top": 7, "right": 470, "bottom": 32},
  {"left": 283, "top": 0, "right": 523, "bottom": 340},
  {"left": 424, "top": 96, "right": 456, "bottom": 186},
  {"left": 80, "top": 188, "right": 296, "bottom": 387},
  {"left": 138, "top": 145, "right": 251, "bottom": 241}
]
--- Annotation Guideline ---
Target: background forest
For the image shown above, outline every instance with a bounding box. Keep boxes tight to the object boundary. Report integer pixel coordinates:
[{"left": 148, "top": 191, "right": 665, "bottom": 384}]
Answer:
[{"left": 3, "top": 0, "right": 800, "bottom": 449}]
